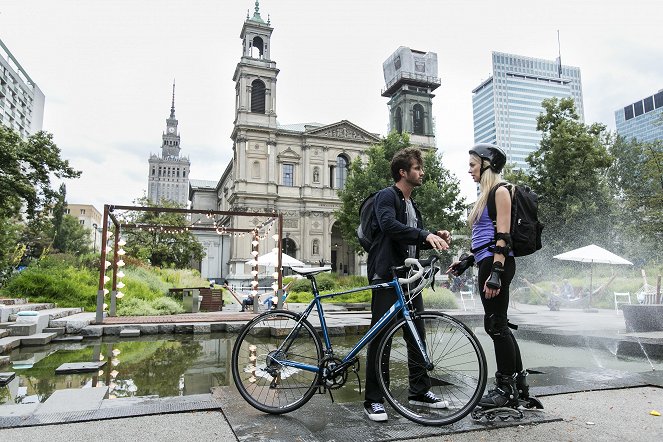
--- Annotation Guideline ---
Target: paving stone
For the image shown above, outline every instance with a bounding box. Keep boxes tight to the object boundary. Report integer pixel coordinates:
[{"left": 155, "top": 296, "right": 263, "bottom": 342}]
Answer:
[
  {"left": 51, "top": 336, "right": 84, "bottom": 342},
  {"left": 20, "top": 332, "right": 57, "bottom": 346},
  {"left": 0, "top": 337, "right": 22, "bottom": 354},
  {"left": 158, "top": 324, "right": 176, "bottom": 334},
  {"left": 138, "top": 324, "right": 160, "bottom": 335},
  {"left": 33, "top": 386, "right": 108, "bottom": 415},
  {"left": 8, "top": 323, "right": 37, "bottom": 336},
  {"left": 55, "top": 361, "right": 106, "bottom": 374},
  {"left": 43, "top": 327, "right": 65, "bottom": 336},
  {"left": 102, "top": 325, "right": 123, "bottom": 336},
  {"left": 174, "top": 324, "right": 194, "bottom": 334},
  {"left": 0, "top": 372, "right": 15, "bottom": 386},
  {"left": 193, "top": 324, "right": 211, "bottom": 333},
  {"left": 80, "top": 325, "right": 103, "bottom": 337},
  {"left": 119, "top": 329, "right": 140, "bottom": 338}
]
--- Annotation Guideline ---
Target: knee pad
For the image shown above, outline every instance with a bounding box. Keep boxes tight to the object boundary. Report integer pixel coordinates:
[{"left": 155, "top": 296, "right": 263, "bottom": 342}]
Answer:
[{"left": 484, "top": 314, "right": 509, "bottom": 337}]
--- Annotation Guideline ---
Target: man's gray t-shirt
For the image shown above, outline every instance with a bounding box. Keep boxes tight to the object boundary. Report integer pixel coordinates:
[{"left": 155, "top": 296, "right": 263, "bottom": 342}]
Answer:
[{"left": 405, "top": 199, "right": 417, "bottom": 258}]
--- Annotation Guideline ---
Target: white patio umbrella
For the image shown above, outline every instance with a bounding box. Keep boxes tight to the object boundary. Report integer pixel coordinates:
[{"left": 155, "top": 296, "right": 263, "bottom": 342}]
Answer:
[
  {"left": 553, "top": 244, "right": 633, "bottom": 308},
  {"left": 245, "top": 251, "right": 304, "bottom": 268}
]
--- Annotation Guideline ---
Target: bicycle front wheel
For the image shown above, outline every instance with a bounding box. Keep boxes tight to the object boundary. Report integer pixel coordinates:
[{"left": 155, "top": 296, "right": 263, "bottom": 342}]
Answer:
[
  {"left": 231, "top": 310, "right": 323, "bottom": 414},
  {"left": 377, "top": 311, "right": 487, "bottom": 426}
]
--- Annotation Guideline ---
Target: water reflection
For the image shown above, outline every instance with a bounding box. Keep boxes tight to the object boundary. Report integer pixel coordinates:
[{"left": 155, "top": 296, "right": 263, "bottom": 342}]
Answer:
[{"left": 1, "top": 330, "right": 661, "bottom": 407}]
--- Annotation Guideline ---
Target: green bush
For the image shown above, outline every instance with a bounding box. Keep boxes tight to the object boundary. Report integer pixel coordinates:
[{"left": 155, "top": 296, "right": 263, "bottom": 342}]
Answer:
[
  {"left": 0, "top": 255, "right": 98, "bottom": 310},
  {"left": 116, "top": 297, "right": 158, "bottom": 316},
  {"left": 151, "top": 297, "right": 184, "bottom": 315},
  {"left": 422, "top": 288, "right": 458, "bottom": 310}
]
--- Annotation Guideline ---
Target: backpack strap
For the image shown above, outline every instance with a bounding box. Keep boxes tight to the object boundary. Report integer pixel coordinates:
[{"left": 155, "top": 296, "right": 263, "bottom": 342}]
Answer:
[{"left": 487, "top": 182, "right": 511, "bottom": 222}]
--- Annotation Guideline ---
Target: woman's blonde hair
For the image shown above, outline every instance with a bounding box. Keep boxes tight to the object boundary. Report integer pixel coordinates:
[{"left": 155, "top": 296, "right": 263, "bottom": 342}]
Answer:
[{"left": 467, "top": 155, "right": 503, "bottom": 227}]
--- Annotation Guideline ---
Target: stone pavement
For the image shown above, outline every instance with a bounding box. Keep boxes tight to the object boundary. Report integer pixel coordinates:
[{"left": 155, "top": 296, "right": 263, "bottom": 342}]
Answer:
[{"left": 0, "top": 302, "right": 662, "bottom": 441}]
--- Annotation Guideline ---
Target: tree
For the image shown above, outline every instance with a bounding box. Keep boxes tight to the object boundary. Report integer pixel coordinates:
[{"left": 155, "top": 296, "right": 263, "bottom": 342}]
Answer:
[
  {"left": 121, "top": 197, "right": 205, "bottom": 268},
  {"left": 51, "top": 183, "right": 67, "bottom": 251},
  {"left": 0, "top": 126, "right": 80, "bottom": 220},
  {"left": 527, "top": 97, "right": 615, "bottom": 254},
  {"left": 53, "top": 215, "right": 92, "bottom": 255},
  {"left": 609, "top": 136, "right": 663, "bottom": 258},
  {"left": 336, "top": 131, "right": 466, "bottom": 254}
]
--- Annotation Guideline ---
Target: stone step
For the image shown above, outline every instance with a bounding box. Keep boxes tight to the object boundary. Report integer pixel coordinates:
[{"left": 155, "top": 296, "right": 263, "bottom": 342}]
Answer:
[
  {"left": 43, "top": 326, "right": 65, "bottom": 336},
  {"left": 0, "top": 303, "right": 55, "bottom": 322},
  {"left": 7, "top": 306, "right": 82, "bottom": 322},
  {"left": 0, "top": 355, "right": 9, "bottom": 367},
  {"left": 0, "top": 336, "right": 22, "bottom": 354},
  {"left": 119, "top": 329, "right": 140, "bottom": 338},
  {"left": 8, "top": 323, "right": 37, "bottom": 336},
  {"left": 0, "top": 329, "right": 9, "bottom": 338},
  {"left": 20, "top": 332, "right": 57, "bottom": 346},
  {"left": 49, "top": 312, "right": 96, "bottom": 334},
  {"left": 0, "top": 298, "right": 28, "bottom": 306}
]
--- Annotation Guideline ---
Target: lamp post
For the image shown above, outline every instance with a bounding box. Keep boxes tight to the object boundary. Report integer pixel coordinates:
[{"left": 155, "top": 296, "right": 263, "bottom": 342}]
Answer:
[{"left": 92, "top": 223, "right": 98, "bottom": 253}]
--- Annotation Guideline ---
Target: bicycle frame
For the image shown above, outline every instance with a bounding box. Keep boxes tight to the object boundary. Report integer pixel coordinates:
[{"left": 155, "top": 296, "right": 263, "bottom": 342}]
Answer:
[{"left": 271, "top": 271, "right": 432, "bottom": 375}]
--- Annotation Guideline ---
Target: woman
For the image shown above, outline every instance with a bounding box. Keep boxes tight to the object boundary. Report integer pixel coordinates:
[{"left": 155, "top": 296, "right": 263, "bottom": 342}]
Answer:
[{"left": 448, "top": 143, "right": 534, "bottom": 409}]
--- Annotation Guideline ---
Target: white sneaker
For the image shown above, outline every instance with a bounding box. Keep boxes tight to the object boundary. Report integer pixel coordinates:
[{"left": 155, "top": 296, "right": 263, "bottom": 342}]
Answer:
[
  {"left": 409, "top": 391, "right": 449, "bottom": 409},
  {"left": 364, "top": 402, "right": 388, "bottom": 422}
]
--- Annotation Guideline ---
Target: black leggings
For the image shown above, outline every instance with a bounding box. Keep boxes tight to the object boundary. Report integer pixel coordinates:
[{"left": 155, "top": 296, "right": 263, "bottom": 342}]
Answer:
[{"left": 477, "top": 256, "right": 522, "bottom": 375}]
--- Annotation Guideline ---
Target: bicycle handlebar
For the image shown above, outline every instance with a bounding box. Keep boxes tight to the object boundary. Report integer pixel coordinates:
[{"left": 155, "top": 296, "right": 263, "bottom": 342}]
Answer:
[{"left": 398, "top": 258, "right": 425, "bottom": 285}]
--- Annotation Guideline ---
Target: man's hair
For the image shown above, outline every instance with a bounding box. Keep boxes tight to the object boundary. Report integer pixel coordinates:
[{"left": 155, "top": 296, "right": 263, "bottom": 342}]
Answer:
[{"left": 390, "top": 147, "right": 423, "bottom": 182}]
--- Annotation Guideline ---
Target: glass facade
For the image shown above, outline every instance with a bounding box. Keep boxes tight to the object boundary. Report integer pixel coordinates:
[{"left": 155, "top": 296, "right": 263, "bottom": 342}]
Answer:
[
  {"left": 614, "top": 89, "right": 663, "bottom": 142},
  {"left": 472, "top": 51, "right": 584, "bottom": 171}
]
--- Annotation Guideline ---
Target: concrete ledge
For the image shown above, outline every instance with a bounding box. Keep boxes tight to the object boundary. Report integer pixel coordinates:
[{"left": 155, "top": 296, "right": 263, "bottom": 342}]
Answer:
[
  {"left": 0, "top": 337, "right": 21, "bottom": 354},
  {"left": 43, "top": 327, "right": 65, "bottom": 336},
  {"left": 0, "top": 329, "right": 9, "bottom": 338},
  {"left": 80, "top": 325, "right": 103, "bottom": 337},
  {"left": 119, "top": 329, "right": 140, "bottom": 338},
  {"left": 8, "top": 323, "right": 37, "bottom": 336},
  {"left": 623, "top": 304, "right": 663, "bottom": 332}
]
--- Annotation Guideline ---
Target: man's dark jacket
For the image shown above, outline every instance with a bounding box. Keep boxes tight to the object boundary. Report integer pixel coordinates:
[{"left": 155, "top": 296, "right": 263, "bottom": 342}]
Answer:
[{"left": 367, "top": 185, "right": 433, "bottom": 281}]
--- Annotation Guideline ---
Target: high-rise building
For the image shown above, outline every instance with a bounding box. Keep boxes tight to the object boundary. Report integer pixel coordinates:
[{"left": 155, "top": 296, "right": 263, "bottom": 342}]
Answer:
[
  {"left": 472, "top": 51, "right": 583, "bottom": 170},
  {"left": 614, "top": 89, "right": 663, "bottom": 142},
  {"left": 147, "top": 82, "right": 190, "bottom": 207},
  {"left": 0, "top": 37, "right": 45, "bottom": 138}
]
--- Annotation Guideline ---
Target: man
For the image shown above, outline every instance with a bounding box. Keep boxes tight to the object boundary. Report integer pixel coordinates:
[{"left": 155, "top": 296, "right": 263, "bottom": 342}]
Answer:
[{"left": 364, "top": 147, "right": 451, "bottom": 422}]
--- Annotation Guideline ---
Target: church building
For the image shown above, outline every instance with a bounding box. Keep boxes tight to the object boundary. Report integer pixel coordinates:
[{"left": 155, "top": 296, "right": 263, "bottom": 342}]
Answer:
[{"left": 188, "top": 2, "right": 439, "bottom": 284}]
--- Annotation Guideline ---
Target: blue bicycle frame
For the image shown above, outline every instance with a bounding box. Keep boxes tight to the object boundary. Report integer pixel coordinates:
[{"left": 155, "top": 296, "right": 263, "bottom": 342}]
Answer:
[{"left": 271, "top": 272, "right": 431, "bottom": 375}]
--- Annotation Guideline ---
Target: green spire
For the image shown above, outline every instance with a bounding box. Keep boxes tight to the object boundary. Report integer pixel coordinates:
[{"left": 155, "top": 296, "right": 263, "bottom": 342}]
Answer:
[{"left": 250, "top": 0, "right": 264, "bottom": 23}]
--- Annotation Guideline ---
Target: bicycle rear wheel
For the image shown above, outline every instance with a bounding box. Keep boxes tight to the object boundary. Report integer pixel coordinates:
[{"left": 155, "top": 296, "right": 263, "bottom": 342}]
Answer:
[
  {"left": 231, "top": 310, "right": 323, "bottom": 414},
  {"left": 377, "top": 311, "right": 487, "bottom": 426}
]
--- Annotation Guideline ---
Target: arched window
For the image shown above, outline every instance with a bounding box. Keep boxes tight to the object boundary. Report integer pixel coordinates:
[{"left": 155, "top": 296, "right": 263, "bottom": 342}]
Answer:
[
  {"left": 413, "top": 104, "right": 424, "bottom": 135},
  {"left": 251, "top": 79, "right": 266, "bottom": 113},
  {"left": 312, "top": 239, "right": 320, "bottom": 256},
  {"left": 251, "top": 36, "right": 264, "bottom": 58},
  {"left": 251, "top": 80, "right": 265, "bottom": 114},
  {"left": 312, "top": 166, "right": 320, "bottom": 183},
  {"left": 335, "top": 154, "right": 349, "bottom": 189},
  {"left": 281, "top": 237, "right": 297, "bottom": 258},
  {"left": 395, "top": 107, "right": 403, "bottom": 133}
]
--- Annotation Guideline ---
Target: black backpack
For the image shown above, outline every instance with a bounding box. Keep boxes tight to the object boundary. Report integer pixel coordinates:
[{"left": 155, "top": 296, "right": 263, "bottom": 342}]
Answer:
[
  {"left": 483, "top": 182, "right": 543, "bottom": 257},
  {"left": 356, "top": 186, "right": 399, "bottom": 253}
]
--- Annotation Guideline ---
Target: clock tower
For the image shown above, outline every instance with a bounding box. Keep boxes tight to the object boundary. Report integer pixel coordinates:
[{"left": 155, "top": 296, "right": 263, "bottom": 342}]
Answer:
[{"left": 147, "top": 81, "right": 190, "bottom": 207}]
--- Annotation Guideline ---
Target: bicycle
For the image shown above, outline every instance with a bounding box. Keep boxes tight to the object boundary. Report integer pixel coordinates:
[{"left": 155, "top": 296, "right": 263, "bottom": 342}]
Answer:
[{"left": 231, "top": 254, "right": 487, "bottom": 426}]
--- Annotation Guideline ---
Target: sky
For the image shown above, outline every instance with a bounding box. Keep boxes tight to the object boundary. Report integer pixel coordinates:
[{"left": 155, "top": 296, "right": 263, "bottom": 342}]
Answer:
[{"left": 1, "top": 0, "right": 662, "bottom": 211}]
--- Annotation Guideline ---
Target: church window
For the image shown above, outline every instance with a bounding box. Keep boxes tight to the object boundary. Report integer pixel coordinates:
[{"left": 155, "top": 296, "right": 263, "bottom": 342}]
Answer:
[
  {"left": 336, "top": 155, "right": 349, "bottom": 189},
  {"left": 282, "top": 237, "right": 297, "bottom": 258},
  {"left": 329, "top": 165, "right": 335, "bottom": 187},
  {"left": 252, "top": 161, "right": 261, "bottom": 178},
  {"left": 152, "top": 168, "right": 155, "bottom": 176},
  {"left": 251, "top": 36, "right": 264, "bottom": 58},
  {"left": 283, "top": 163, "right": 294, "bottom": 186},
  {"left": 313, "top": 166, "right": 320, "bottom": 183},
  {"left": 251, "top": 79, "right": 266, "bottom": 113},
  {"left": 312, "top": 239, "right": 320, "bottom": 256},
  {"left": 413, "top": 104, "right": 424, "bottom": 135},
  {"left": 395, "top": 107, "right": 403, "bottom": 133},
  {"left": 183, "top": 170, "right": 186, "bottom": 178}
]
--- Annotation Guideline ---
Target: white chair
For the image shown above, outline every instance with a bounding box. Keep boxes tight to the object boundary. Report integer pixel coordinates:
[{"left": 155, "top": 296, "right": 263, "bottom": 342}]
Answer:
[
  {"left": 460, "top": 290, "right": 476, "bottom": 311},
  {"left": 614, "top": 292, "right": 631, "bottom": 312}
]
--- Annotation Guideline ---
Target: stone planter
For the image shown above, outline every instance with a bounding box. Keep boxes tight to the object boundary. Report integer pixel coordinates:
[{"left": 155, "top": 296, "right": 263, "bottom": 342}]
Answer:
[{"left": 622, "top": 304, "right": 663, "bottom": 332}]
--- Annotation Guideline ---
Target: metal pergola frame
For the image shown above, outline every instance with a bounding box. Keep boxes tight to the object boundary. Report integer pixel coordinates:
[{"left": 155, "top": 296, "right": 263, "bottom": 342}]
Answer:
[{"left": 95, "top": 204, "right": 284, "bottom": 324}]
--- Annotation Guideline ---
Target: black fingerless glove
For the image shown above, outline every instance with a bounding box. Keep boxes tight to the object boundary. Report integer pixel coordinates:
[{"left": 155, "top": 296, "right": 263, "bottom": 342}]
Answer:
[
  {"left": 486, "top": 261, "right": 504, "bottom": 290},
  {"left": 451, "top": 253, "right": 475, "bottom": 276}
]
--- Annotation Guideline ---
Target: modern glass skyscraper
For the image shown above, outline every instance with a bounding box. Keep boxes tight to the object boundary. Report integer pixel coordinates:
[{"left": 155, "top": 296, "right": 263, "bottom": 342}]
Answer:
[
  {"left": 472, "top": 51, "right": 584, "bottom": 170},
  {"left": 614, "top": 89, "right": 663, "bottom": 142}
]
